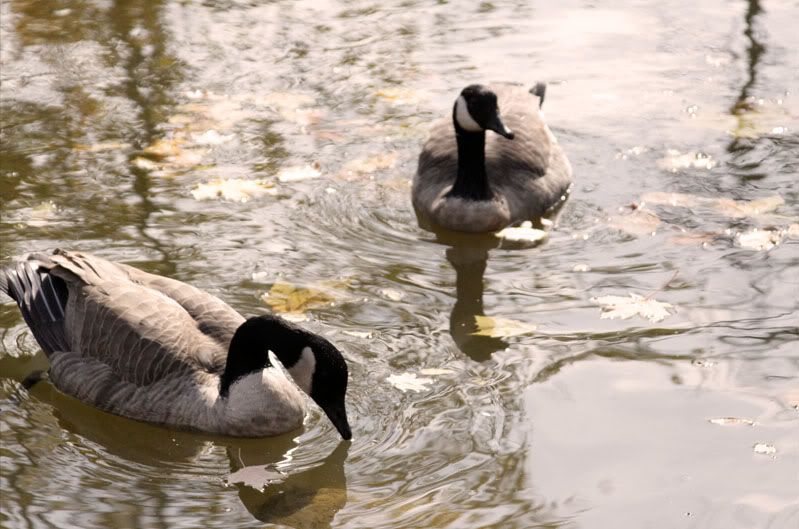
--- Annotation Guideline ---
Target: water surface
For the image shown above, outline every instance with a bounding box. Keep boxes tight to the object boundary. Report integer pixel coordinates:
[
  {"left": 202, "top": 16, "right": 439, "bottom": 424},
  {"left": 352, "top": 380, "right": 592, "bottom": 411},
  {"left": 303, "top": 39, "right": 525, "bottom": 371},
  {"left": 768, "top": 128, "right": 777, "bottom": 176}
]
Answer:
[{"left": 1, "top": 0, "right": 798, "bottom": 528}]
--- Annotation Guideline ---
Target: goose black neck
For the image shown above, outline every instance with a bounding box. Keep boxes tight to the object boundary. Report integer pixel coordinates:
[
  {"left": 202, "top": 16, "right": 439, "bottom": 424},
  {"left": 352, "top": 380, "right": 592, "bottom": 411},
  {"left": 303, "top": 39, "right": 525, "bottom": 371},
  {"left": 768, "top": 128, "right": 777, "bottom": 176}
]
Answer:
[
  {"left": 449, "top": 108, "right": 492, "bottom": 201},
  {"left": 219, "top": 315, "right": 304, "bottom": 397}
]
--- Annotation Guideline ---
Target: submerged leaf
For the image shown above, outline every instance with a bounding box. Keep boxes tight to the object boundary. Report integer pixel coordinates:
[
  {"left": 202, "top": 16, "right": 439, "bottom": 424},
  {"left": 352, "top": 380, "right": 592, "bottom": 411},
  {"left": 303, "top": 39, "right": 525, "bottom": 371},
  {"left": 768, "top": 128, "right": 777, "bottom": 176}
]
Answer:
[
  {"left": 591, "top": 293, "right": 674, "bottom": 323},
  {"left": 641, "top": 192, "right": 785, "bottom": 219},
  {"left": 386, "top": 373, "right": 433, "bottom": 393},
  {"left": 472, "top": 315, "right": 537, "bottom": 338},
  {"left": 191, "top": 178, "right": 276, "bottom": 202}
]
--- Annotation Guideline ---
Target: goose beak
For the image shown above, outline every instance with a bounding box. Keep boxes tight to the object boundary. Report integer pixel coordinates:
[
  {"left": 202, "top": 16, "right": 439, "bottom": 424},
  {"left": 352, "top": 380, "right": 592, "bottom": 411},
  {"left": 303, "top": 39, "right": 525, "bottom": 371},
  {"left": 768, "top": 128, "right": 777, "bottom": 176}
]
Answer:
[
  {"left": 323, "top": 401, "right": 352, "bottom": 440},
  {"left": 485, "top": 114, "right": 514, "bottom": 139}
]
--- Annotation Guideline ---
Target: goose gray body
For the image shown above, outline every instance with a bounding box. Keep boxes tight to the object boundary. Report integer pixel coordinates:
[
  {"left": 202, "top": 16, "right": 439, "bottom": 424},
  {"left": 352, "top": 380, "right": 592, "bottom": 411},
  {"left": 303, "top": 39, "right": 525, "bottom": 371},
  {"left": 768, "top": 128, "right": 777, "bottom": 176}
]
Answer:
[
  {"left": 413, "top": 83, "right": 572, "bottom": 232},
  {"left": 0, "top": 250, "right": 347, "bottom": 438}
]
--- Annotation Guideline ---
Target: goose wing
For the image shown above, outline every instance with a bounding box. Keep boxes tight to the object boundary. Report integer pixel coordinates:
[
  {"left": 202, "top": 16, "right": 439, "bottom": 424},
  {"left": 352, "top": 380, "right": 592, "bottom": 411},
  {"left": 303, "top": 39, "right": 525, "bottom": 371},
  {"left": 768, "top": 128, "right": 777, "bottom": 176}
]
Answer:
[{"left": 1, "top": 250, "right": 244, "bottom": 387}]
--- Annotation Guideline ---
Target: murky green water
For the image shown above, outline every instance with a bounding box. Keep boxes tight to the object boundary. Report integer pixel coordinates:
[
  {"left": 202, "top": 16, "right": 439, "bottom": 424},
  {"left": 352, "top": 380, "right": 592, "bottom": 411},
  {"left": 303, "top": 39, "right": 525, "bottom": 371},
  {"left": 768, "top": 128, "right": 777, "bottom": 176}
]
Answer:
[{"left": 1, "top": 0, "right": 798, "bottom": 527}]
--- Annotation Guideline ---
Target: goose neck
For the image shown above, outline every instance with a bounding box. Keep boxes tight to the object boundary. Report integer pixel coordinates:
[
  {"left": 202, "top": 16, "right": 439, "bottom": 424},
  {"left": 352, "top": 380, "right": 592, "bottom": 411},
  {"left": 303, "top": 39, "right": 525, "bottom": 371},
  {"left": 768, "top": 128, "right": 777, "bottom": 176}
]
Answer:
[{"left": 449, "top": 117, "right": 492, "bottom": 201}]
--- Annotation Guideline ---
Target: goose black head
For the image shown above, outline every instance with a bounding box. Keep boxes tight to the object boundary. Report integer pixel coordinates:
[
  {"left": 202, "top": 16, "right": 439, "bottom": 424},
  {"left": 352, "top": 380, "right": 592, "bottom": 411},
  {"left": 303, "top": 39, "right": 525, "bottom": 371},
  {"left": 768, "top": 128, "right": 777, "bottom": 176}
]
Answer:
[
  {"left": 222, "top": 315, "right": 352, "bottom": 440},
  {"left": 297, "top": 331, "right": 352, "bottom": 441},
  {"left": 453, "top": 84, "right": 515, "bottom": 139}
]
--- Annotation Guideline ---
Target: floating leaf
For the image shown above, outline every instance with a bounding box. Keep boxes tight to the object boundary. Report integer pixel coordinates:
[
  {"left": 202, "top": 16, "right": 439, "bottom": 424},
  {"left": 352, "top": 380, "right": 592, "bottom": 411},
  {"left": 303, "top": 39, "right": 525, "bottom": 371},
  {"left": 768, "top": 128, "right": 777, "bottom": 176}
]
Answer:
[
  {"left": 419, "top": 368, "right": 455, "bottom": 376},
  {"left": 375, "top": 87, "right": 420, "bottom": 105},
  {"left": 607, "top": 207, "right": 661, "bottom": 236},
  {"left": 226, "top": 465, "right": 286, "bottom": 490},
  {"left": 20, "top": 201, "right": 59, "bottom": 227},
  {"left": 143, "top": 138, "right": 184, "bottom": 158},
  {"left": 131, "top": 157, "right": 161, "bottom": 171},
  {"left": 472, "top": 315, "right": 537, "bottom": 338},
  {"left": 73, "top": 141, "right": 130, "bottom": 152},
  {"left": 386, "top": 373, "right": 432, "bottom": 393},
  {"left": 338, "top": 152, "right": 398, "bottom": 180},
  {"left": 191, "top": 179, "right": 276, "bottom": 202},
  {"left": 495, "top": 221, "right": 548, "bottom": 243},
  {"left": 343, "top": 330, "right": 372, "bottom": 339},
  {"left": 591, "top": 293, "right": 674, "bottom": 323},
  {"left": 709, "top": 417, "right": 756, "bottom": 426},
  {"left": 736, "top": 229, "right": 782, "bottom": 251},
  {"left": 753, "top": 443, "right": 776, "bottom": 456},
  {"left": 192, "top": 129, "right": 234, "bottom": 145},
  {"left": 277, "top": 163, "right": 322, "bottom": 183},
  {"left": 658, "top": 149, "right": 715, "bottom": 171},
  {"left": 380, "top": 288, "right": 405, "bottom": 301},
  {"left": 261, "top": 281, "right": 342, "bottom": 316}
]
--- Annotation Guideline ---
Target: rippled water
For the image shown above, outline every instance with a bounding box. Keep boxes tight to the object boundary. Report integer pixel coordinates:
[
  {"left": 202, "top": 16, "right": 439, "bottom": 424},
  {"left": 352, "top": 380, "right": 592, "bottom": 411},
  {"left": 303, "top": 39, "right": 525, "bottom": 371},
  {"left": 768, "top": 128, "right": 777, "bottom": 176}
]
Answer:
[{"left": 1, "top": 0, "right": 798, "bottom": 528}]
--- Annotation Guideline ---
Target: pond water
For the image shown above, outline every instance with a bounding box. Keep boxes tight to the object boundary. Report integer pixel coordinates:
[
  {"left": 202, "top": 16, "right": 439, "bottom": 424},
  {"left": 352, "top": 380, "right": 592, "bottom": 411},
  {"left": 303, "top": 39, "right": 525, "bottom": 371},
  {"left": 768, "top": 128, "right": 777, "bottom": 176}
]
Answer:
[{"left": 1, "top": 0, "right": 798, "bottom": 528}]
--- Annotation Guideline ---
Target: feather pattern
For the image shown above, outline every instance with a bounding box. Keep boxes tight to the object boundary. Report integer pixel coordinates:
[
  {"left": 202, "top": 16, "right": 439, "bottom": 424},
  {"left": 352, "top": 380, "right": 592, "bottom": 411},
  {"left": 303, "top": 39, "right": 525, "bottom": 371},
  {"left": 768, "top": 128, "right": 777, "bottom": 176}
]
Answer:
[
  {"left": 413, "top": 84, "right": 572, "bottom": 231},
  {"left": 1, "top": 250, "right": 306, "bottom": 437}
]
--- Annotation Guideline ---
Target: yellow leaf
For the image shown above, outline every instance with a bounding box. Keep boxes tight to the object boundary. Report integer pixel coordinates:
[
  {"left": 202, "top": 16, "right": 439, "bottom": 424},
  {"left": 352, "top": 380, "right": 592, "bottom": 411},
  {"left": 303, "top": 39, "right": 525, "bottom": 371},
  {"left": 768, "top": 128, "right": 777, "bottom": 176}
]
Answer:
[
  {"left": 338, "top": 152, "right": 398, "bottom": 180},
  {"left": 191, "top": 179, "right": 276, "bottom": 202},
  {"left": 261, "top": 281, "right": 341, "bottom": 315},
  {"left": 472, "top": 315, "right": 537, "bottom": 338}
]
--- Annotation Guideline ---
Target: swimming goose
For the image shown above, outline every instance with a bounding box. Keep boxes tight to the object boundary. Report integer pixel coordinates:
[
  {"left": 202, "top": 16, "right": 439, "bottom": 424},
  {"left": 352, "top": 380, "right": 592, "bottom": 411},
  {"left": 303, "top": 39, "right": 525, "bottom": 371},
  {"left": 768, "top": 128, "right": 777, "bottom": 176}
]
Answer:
[
  {"left": 412, "top": 83, "right": 572, "bottom": 232},
  {"left": 0, "top": 249, "right": 351, "bottom": 439}
]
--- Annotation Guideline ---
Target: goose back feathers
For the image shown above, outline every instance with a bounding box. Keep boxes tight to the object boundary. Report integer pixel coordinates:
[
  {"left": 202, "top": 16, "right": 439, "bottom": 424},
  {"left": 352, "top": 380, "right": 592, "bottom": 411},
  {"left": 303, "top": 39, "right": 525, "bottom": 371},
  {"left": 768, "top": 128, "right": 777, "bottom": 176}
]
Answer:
[{"left": 1, "top": 249, "right": 351, "bottom": 438}]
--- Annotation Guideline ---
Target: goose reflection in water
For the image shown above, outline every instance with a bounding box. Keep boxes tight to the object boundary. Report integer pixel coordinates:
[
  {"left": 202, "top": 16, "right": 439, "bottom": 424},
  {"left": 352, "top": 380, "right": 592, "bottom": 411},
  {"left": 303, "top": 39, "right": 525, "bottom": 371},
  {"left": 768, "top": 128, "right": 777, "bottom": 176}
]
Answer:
[
  {"left": 446, "top": 241, "right": 508, "bottom": 362},
  {"left": 20, "top": 377, "right": 348, "bottom": 528}
]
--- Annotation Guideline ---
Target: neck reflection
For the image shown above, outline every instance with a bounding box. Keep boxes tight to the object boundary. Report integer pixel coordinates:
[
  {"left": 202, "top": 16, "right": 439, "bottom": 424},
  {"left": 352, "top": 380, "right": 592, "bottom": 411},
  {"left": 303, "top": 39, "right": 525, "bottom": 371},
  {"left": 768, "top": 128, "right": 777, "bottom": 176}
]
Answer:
[{"left": 447, "top": 244, "right": 508, "bottom": 362}]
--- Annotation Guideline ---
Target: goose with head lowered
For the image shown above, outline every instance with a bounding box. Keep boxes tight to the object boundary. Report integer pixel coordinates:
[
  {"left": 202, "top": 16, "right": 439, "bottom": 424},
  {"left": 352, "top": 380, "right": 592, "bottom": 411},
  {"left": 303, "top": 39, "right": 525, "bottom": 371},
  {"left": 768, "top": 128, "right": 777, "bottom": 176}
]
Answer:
[
  {"left": 412, "top": 83, "right": 572, "bottom": 232},
  {"left": 0, "top": 249, "right": 351, "bottom": 439}
]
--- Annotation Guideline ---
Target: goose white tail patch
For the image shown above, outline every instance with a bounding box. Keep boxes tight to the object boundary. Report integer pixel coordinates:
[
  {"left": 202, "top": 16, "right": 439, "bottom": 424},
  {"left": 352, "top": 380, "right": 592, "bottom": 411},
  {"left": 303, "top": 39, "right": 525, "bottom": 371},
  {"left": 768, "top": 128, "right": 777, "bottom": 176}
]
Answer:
[
  {"left": 455, "top": 95, "right": 482, "bottom": 132},
  {"left": 287, "top": 347, "right": 315, "bottom": 395}
]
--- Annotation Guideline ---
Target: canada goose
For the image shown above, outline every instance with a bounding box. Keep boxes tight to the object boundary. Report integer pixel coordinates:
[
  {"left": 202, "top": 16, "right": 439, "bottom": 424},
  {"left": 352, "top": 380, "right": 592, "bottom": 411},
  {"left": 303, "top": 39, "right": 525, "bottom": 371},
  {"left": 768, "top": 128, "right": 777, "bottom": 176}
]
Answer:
[
  {"left": 0, "top": 249, "right": 351, "bottom": 439},
  {"left": 412, "top": 83, "right": 572, "bottom": 232}
]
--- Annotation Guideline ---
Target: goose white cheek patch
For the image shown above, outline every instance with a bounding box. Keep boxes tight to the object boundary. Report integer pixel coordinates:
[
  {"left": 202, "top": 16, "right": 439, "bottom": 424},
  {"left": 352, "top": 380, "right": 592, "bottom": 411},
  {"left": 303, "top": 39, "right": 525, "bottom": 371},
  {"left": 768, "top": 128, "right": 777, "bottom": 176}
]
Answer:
[
  {"left": 455, "top": 96, "right": 483, "bottom": 132},
  {"left": 287, "top": 346, "right": 316, "bottom": 395}
]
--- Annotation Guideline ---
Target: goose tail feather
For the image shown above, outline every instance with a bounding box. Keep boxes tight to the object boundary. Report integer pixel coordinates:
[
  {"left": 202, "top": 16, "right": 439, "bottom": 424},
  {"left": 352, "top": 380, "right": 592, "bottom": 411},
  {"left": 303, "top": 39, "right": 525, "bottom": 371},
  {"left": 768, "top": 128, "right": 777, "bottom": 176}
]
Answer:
[{"left": 1, "top": 253, "right": 71, "bottom": 354}]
